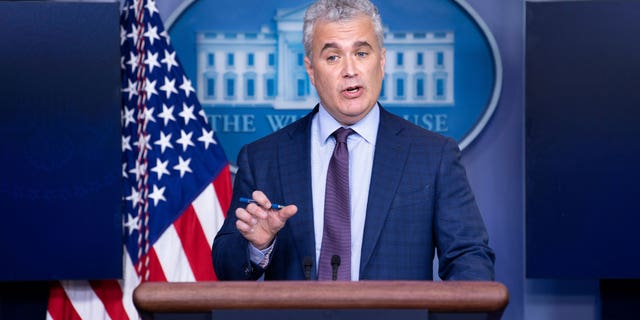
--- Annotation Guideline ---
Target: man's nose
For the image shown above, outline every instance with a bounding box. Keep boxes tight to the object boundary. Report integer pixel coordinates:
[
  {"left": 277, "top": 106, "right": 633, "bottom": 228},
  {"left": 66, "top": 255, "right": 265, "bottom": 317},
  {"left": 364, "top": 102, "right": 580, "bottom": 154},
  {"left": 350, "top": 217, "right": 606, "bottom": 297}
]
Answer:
[{"left": 342, "top": 57, "right": 357, "bottom": 78}]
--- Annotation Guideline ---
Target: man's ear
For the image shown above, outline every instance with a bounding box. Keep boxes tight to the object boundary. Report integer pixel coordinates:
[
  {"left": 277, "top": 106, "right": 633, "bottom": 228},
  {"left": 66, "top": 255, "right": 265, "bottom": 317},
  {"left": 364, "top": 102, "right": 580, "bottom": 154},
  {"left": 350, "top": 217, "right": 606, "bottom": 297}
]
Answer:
[{"left": 304, "top": 56, "right": 315, "bottom": 86}]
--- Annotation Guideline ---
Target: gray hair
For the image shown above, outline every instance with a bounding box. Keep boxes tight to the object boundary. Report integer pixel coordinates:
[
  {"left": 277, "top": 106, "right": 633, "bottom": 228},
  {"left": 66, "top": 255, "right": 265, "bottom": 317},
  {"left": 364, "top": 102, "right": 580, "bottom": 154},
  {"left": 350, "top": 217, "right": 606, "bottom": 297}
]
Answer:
[{"left": 303, "top": 0, "right": 384, "bottom": 59}]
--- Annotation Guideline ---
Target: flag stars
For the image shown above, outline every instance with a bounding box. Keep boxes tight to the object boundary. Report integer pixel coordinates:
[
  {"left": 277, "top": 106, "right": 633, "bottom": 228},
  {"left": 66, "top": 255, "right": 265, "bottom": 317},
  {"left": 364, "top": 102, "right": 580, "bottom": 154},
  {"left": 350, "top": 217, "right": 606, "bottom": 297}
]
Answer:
[
  {"left": 160, "top": 29, "right": 171, "bottom": 45},
  {"left": 158, "top": 104, "right": 176, "bottom": 126},
  {"left": 148, "top": 185, "right": 166, "bottom": 206},
  {"left": 179, "top": 75, "right": 196, "bottom": 98},
  {"left": 145, "top": 0, "right": 159, "bottom": 18},
  {"left": 144, "top": 79, "right": 158, "bottom": 100},
  {"left": 121, "top": 4, "right": 129, "bottom": 19},
  {"left": 144, "top": 23, "right": 160, "bottom": 46},
  {"left": 122, "top": 106, "right": 136, "bottom": 128},
  {"left": 125, "top": 186, "right": 141, "bottom": 208},
  {"left": 126, "top": 23, "right": 140, "bottom": 46},
  {"left": 179, "top": 103, "right": 197, "bottom": 125},
  {"left": 124, "top": 213, "right": 140, "bottom": 235},
  {"left": 173, "top": 156, "right": 193, "bottom": 178},
  {"left": 159, "top": 76, "right": 178, "bottom": 99},
  {"left": 176, "top": 129, "right": 195, "bottom": 152},
  {"left": 143, "top": 107, "right": 156, "bottom": 123},
  {"left": 128, "top": 160, "right": 147, "bottom": 181},
  {"left": 144, "top": 51, "right": 161, "bottom": 74},
  {"left": 128, "top": 0, "right": 140, "bottom": 13},
  {"left": 126, "top": 52, "right": 139, "bottom": 73},
  {"left": 198, "top": 128, "right": 216, "bottom": 149},
  {"left": 199, "top": 109, "right": 209, "bottom": 124},
  {"left": 151, "top": 158, "right": 170, "bottom": 181},
  {"left": 133, "top": 133, "right": 153, "bottom": 152},
  {"left": 123, "top": 79, "right": 137, "bottom": 101},
  {"left": 122, "top": 135, "right": 132, "bottom": 152},
  {"left": 161, "top": 50, "right": 178, "bottom": 72},
  {"left": 120, "top": 25, "right": 127, "bottom": 46},
  {"left": 154, "top": 131, "right": 173, "bottom": 153}
]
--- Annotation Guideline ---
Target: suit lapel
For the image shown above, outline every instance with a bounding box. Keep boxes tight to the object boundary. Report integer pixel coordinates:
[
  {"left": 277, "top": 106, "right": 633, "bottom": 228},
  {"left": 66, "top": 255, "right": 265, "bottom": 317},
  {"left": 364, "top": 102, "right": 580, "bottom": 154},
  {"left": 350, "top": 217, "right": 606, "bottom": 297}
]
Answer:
[
  {"left": 278, "top": 108, "right": 318, "bottom": 267},
  {"left": 360, "top": 108, "right": 411, "bottom": 273}
]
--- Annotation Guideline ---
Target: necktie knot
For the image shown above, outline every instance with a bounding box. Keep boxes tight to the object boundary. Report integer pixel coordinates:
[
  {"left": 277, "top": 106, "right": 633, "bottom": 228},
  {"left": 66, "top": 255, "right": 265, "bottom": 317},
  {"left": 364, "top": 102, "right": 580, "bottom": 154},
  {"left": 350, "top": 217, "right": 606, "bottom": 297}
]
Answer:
[{"left": 333, "top": 127, "right": 354, "bottom": 144}]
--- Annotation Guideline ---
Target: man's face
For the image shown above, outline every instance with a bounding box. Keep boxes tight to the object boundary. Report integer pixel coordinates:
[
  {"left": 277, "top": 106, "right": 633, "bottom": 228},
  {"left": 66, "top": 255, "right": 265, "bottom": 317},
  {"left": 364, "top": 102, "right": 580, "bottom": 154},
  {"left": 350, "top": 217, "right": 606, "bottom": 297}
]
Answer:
[{"left": 305, "top": 15, "right": 386, "bottom": 126}]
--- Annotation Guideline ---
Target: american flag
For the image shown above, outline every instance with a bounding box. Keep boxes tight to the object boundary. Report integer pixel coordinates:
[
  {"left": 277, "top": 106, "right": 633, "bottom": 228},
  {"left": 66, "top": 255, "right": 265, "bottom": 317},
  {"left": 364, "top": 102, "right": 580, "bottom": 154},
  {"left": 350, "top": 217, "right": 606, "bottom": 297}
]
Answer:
[{"left": 46, "top": 0, "right": 231, "bottom": 318}]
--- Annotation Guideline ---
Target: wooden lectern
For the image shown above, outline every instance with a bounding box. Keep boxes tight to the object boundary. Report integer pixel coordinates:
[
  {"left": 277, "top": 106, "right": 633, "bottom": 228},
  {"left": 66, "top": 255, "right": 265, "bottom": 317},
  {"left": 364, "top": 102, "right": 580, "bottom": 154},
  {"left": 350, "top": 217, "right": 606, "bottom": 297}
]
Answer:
[{"left": 134, "top": 281, "right": 508, "bottom": 319}]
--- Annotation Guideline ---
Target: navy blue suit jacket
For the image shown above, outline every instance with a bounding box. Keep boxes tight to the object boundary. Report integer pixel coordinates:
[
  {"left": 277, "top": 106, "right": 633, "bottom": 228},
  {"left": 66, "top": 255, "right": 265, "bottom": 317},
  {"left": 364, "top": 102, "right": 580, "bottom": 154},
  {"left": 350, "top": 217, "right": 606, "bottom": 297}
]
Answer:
[{"left": 212, "top": 105, "right": 495, "bottom": 280}]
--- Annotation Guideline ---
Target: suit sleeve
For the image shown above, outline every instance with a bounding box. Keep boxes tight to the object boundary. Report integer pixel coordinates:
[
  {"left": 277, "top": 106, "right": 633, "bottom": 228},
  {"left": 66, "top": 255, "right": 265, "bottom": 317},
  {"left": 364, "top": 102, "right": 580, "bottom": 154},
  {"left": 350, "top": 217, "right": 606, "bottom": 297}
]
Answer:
[
  {"left": 434, "top": 138, "right": 496, "bottom": 280},
  {"left": 211, "top": 144, "right": 265, "bottom": 280}
]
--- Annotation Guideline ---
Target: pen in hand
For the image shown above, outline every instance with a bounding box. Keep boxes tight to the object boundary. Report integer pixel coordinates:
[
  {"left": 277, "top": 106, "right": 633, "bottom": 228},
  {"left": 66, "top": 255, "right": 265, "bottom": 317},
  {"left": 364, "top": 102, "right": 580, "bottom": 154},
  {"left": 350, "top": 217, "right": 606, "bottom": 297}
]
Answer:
[{"left": 239, "top": 197, "right": 285, "bottom": 210}]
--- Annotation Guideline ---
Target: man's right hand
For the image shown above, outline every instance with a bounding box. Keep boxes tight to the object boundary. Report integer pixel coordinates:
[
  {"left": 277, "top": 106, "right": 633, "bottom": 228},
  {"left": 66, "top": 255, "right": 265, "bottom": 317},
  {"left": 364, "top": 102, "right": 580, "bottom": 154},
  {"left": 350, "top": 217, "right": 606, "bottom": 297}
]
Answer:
[{"left": 235, "top": 190, "right": 298, "bottom": 249}]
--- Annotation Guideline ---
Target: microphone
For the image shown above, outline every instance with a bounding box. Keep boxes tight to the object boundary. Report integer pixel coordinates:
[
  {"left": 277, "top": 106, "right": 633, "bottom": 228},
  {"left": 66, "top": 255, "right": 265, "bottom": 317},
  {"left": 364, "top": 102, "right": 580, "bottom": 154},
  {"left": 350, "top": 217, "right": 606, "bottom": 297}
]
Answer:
[
  {"left": 303, "top": 256, "right": 313, "bottom": 280},
  {"left": 331, "top": 255, "right": 341, "bottom": 281}
]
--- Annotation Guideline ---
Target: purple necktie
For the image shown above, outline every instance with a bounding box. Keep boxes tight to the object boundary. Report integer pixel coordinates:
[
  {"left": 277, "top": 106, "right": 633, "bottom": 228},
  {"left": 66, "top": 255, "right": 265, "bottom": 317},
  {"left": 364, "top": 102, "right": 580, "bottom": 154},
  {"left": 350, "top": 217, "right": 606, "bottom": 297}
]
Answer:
[{"left": 318, "top": 127, "right": 354, "bottom": 281}]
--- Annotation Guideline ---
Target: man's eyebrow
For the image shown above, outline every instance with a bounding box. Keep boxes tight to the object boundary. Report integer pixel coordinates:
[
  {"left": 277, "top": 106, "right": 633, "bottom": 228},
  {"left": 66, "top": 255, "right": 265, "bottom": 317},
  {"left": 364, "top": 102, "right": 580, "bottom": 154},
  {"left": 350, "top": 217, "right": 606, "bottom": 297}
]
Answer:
[
  {"left": 320, "top": 42, "right": 339, "bottom": 53},
  {"left": 353, "top": 41, "right": 373, "bottom": 49},
  {"left": 319, "top": 41, "right": 374, "bottom": 54}
]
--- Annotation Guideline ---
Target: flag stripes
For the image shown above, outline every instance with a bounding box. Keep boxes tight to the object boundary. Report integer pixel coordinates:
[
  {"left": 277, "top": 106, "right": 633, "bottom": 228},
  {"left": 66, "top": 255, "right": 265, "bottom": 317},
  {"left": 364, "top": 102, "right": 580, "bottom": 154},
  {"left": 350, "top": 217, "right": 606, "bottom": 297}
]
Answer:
[{"left": 47, "top": 179, "right": 228, "bottom": 319}]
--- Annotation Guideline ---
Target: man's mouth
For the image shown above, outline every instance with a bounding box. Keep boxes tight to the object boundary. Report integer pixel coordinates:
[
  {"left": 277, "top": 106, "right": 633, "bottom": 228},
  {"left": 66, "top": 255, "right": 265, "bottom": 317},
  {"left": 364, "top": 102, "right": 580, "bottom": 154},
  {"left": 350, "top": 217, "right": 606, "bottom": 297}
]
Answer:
[
  {"left": 342, "top": 85, "right": 362, "bottom": 97},
  {"left": 345, "top": 86, "right": 360, "bottom": 92}
]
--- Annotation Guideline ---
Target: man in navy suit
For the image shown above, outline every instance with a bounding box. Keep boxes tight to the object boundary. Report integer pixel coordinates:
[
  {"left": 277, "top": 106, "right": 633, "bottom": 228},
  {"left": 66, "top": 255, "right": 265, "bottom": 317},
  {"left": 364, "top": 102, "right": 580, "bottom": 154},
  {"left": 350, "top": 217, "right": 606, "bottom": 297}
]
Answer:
[{"left": 212, "top": 0, "right": 495, "bottom": 281}]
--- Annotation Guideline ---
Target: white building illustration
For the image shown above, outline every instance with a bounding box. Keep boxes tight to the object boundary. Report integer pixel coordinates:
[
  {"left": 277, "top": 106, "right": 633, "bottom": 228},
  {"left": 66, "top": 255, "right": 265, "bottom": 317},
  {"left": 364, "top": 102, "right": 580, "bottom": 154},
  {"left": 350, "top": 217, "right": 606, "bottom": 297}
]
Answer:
[{"left": 196, "top": 5, "right": 454, "bottom": 109}]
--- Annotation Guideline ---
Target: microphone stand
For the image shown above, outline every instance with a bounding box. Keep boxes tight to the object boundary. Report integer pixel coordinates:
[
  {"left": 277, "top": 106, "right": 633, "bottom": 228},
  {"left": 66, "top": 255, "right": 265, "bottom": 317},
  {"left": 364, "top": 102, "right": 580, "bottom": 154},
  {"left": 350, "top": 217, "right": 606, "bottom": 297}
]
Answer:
[
  {"left": 303, "top": 256, "right": 313, "bottom": 280},
  {"left": 330, "top": 255, "right": 340, "bottom": 281}
]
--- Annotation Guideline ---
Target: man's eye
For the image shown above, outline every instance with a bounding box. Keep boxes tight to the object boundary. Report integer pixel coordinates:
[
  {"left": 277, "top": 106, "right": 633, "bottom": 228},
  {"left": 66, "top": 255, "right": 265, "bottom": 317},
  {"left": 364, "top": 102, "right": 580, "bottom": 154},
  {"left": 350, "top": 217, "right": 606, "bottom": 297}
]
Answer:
[
  {"left": 327, "top": 55, "right": 339, "bottom": 62},
  {"left": 357, "top": 52, "right": 369, "bottom": 57}
]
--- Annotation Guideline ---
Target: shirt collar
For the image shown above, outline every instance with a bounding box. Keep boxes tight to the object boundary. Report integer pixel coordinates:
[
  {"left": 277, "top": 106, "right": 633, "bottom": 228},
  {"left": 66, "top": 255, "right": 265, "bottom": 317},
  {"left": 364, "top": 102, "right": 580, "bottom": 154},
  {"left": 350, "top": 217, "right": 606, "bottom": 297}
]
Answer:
[{"left": 316, "top": 102, "right": 380, "bottom": 145}]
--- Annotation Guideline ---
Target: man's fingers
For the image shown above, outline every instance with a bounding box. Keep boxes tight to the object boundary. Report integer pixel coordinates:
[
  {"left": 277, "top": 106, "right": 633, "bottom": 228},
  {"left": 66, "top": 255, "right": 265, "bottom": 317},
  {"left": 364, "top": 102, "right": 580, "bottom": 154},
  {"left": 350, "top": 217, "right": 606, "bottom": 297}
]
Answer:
[
  {"left": 235, "top": 219, "right": 253, "bottom": 233},
  {"left": 244, "top": 203, "right": 268, "bottom": 219},
  {"left": 251, "top": 190, "right": 272, "bottom": 209},
  {"left": 278, "top": 204, "right": 298, "bottom": 220},
  {"left": 235, "top": 208, "right": 258, "bottom": 225}
]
